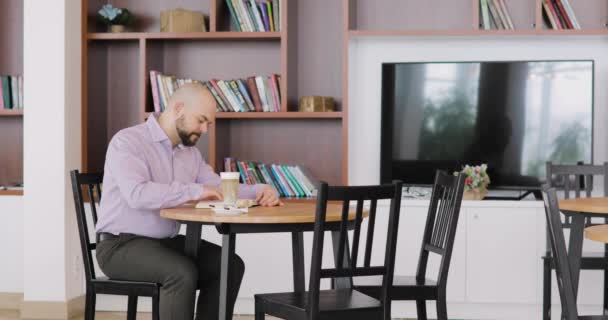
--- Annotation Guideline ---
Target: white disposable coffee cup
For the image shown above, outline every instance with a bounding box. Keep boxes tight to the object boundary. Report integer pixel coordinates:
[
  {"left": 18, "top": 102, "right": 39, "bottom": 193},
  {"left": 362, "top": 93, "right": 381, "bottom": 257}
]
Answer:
[{"left": 220, "top": 172, "right": 240, "bottom": 206}]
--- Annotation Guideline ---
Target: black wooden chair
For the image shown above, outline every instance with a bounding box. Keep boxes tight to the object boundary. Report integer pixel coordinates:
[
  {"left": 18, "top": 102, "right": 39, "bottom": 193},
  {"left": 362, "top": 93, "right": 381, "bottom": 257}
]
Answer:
[
  {"left": 542, "top": 185, "right": 608, "bottom": 320},
  {"left": 543, "top": 162, "right": 608, "bottom": 320},
  {"left": 354, "top": 171, "right": 466, "bottom": 320},
  {"left": 254, "top": 180, "right": 403, "bottom": 320},
  {"left": 70, "top": 170, "right": 160, "bottom": 320}
]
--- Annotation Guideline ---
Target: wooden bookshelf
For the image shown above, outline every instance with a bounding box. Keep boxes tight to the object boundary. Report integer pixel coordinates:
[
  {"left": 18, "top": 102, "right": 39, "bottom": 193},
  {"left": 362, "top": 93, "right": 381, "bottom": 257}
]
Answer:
[
  {"left": 0, "top": 109, "right": 23, "bottom": 117},
  {"left": 88, "top": 31, "right": 282, "bottom": 41},
  {"left": 0, "top": 189, "right": 23, "bottom": 196},
  {"left": 83, "top": 0, "right": 346, "bottom": 186},
  {"left": 346, "top": 0, "right": 608, "bottom": 34},
  {"left": 0, "top": 0, "right": 23, "bottom": 194}
]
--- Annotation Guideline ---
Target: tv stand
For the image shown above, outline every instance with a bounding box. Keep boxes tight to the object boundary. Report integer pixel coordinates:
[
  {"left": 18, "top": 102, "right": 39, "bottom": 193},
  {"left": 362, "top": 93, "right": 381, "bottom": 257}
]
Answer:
[{"left": 484, "top": 190, "right": 542, "bottom": 201}]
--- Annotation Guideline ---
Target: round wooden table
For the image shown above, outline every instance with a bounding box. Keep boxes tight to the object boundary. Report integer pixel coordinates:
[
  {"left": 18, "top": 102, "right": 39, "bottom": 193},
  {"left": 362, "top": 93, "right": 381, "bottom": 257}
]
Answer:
[
  {"left": 558, "top": 197, "right": 608, "bottom": 301},
  {"left": 161, "top": 201, "right": 363, "bottom": 320}
]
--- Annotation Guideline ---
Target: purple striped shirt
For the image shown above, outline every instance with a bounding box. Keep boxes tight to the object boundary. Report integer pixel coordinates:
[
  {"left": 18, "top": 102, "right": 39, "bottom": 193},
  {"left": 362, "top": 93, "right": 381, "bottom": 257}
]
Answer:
[{"left": 96, "top": 114, "right": 261, "bottom": 238}]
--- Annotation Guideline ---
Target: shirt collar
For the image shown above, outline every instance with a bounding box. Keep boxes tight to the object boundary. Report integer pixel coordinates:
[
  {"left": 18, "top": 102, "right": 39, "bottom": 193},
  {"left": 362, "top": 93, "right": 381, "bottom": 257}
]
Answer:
[{"left": 146, "top": 113, "right": 187, "bottom": 149}]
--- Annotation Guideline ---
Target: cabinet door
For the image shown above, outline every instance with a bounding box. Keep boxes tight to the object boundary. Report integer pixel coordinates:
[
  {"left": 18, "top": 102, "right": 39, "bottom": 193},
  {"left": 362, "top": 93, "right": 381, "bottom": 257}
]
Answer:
[{"left": 466, "top": 207, "right": 541, "bottom": 303}]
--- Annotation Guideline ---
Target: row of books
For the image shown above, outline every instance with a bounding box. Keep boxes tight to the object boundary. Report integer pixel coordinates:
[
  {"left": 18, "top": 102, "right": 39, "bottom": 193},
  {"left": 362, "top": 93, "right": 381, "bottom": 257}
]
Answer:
[
  {"left": 149, "top": 71, "right": 282, "bottom": 113},
  {"left": 226, "top": 0, "right": 281, "bottom": 32},
  {"left": 542, "top": 0, "right": 580, "bottom": 30},
  {"left": 206, "top": 75, "right": 281, "bottom": 112},
  {"left": 479, "top": 0, "right": 514, "bottom": 30},
  {"left": 1, "top": 75, "right": 24, "bottom": 110},
  {"left": 149, "top": 70, "right": 202, "bottom": 112},
  {"left": 224, "top": 158, "right": 317, "bottom": 198}
]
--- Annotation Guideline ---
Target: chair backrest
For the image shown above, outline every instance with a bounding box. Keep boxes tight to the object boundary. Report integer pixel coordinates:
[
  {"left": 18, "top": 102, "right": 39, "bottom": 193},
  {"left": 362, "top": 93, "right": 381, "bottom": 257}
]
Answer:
[
  {"left": 546, "top": 162, "right": 608, "bottom": 200},
  {"left": 542, "top": 186, "right": 579, "bottom": 320},
  {"left": 70, "top": 169, "right": 103, "bottom": 282},
  {"left": 307, "top": 180, "right": 403, "bottom": 318},
  {"left": 415, "top": 171, "right": 466, "bottom": 288}
]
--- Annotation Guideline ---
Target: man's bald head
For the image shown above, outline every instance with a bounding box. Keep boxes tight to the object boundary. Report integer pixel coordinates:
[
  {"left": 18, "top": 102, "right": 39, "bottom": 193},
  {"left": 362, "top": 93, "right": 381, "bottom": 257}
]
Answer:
[
  {"left": 167, "top": 82, "right": 216, "bottom": 116},
  {"left": 160, "top": 83, "right": 217, "bottom": 147}
]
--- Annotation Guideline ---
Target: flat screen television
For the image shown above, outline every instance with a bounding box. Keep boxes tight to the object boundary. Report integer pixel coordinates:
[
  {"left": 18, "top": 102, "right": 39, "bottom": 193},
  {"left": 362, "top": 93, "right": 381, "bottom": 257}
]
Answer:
[{"left": 380, "top": 60, "right": 594, "bottom": 190}]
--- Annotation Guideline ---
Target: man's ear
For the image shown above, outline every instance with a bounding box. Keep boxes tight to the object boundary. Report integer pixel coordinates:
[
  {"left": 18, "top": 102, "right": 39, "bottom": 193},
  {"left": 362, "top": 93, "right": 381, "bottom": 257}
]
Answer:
[{"left": 174, "top": 101, "right": 184, "bottom": 116}]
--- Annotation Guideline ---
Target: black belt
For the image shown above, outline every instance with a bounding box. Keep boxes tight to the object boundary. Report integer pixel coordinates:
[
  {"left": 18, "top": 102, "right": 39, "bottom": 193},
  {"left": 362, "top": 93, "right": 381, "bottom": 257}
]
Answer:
[{"left": 97, "top": 232, "right": 119, "bottom": 242}]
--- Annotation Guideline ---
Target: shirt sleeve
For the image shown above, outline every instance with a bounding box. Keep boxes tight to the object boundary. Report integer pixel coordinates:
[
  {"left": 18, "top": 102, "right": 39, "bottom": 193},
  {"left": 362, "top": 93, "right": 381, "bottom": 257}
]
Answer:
[
  {"left": 194, "top": 153, "right": 263, "bottom": 200},
  {"left": 107, "top": 134, "right": 203, "bottom": 210}
]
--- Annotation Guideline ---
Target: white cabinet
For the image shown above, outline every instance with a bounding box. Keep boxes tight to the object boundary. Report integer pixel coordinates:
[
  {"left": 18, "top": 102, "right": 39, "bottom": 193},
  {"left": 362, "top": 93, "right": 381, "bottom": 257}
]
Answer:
[{"left": 465, "top": 206, "right": 542, "bottom": 303}]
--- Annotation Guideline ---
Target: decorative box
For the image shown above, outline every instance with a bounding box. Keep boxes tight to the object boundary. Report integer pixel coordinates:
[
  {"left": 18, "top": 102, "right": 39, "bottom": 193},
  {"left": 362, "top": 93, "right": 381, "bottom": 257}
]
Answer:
[
  {"left": 298, "top": 96, "right": 335, "bottom": 112},
  {"left": 160, "top": 8, "right": 207, "bottom": 32}
]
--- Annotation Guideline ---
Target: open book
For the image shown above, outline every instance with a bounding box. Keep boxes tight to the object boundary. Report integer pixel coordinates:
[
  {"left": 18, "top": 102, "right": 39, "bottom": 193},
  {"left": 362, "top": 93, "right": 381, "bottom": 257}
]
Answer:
[{"left": 195, "top": 199, "right": 258, "bottom": 215}]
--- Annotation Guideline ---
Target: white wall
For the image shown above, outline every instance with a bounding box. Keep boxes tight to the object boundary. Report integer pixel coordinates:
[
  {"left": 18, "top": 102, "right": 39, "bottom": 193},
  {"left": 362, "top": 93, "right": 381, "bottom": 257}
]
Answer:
[
  {"left": 0, "top": 197, "right": 23, "bottom": 293},
  {"left": 348, "top": 36, "right": 608, "bottom": 184},
  {"left": 23, "top": 0, "right": 82, "bottom": 302}
]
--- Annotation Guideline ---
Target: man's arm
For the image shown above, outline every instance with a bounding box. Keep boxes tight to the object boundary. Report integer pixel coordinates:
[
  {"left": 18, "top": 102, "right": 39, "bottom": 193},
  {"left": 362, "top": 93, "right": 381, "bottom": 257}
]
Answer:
[{"left": 108, "top": 135, "right": 203, "bottom": 210}]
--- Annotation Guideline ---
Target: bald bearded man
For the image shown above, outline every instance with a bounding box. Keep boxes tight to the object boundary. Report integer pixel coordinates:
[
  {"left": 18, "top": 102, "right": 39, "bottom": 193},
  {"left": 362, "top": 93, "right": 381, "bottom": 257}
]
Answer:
[{"left": 95, "top": 83, "right": 280, "bottom": 320}]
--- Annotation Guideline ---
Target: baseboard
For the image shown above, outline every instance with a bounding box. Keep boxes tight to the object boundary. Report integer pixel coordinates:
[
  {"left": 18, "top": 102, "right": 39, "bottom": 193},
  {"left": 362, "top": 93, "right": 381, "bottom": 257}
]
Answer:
[
  {"left": 0, "top": 292, "right": 23, "bottom": 310},
  {"left": 20, "top": 294, "right": 85, "bottom": 320}
]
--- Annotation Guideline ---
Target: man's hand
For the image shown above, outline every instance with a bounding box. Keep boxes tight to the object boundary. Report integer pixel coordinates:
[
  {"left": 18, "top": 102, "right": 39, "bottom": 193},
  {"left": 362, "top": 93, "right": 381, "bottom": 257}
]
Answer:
[
  {"left": 200, "top": 185, "right": 223, "bottom": 201},
  {"left": 256, "top": 185, "right": 282, "bottom": 207}
]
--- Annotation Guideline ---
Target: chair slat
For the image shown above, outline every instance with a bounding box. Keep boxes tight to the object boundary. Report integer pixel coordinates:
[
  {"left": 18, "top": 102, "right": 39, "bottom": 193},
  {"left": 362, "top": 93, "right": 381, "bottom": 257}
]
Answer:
[
  {"left": 336, "top": 200, "right": 349, "bottom": 270},
  {"left": 364, "top": 199, "right": 377, "bottom": 267},
  {"left": 350, "top": 199, "right": 364, "bottom": 271}
]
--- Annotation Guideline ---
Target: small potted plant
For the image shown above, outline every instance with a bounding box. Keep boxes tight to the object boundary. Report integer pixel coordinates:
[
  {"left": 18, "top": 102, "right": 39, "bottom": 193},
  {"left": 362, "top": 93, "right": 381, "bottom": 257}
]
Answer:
[
  {"left": 455, "top": 164, "right": 491, "bottom": 200},
  {"left": 98, "top": 4, "right": 135, "bottom": 33}
]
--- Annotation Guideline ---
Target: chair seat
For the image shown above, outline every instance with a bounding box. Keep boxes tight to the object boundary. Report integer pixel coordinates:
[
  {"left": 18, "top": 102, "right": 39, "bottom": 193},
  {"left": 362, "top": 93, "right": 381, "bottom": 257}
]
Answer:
[
  {"left": 543, "top": 252, "right": 608, "bottom": 270},
  {"left": 353, "top": 275, "right": 438, "bottom": 300},
  {"left": 255, "top": 289, "right": 381, "bottom": 317},
  {"left": 543, "top": 251, "right": 608, "bottom": 259},
  {"left": 91, "top": 277, "right": 160, "bottom": 296}
]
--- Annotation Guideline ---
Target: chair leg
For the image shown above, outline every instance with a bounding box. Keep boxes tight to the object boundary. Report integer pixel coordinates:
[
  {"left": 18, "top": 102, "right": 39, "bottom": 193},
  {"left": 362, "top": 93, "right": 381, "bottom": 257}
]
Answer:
[
  {"left": 84, "top": 290, "right": 96, "bottom": 320},
  {"left": 151, "top": 290, "right": 160, "bottom": 320},
  {"left": 415, "top": 299, "right": 427, "bottom": 320},
  {"left": 127, "top": 295, "right": 138, "bottom": 320},
  {"left": 436, "top": 293, "right": 448, "bottom": 320},
  {"left": 604, "top": 268, "right": 608, "bottom": 315},
  {"left": 543, "top": 258, "right": 552, "bottom": 320},
  {"left": 254, "top": 297, "right": 265, "bottom": 320}
]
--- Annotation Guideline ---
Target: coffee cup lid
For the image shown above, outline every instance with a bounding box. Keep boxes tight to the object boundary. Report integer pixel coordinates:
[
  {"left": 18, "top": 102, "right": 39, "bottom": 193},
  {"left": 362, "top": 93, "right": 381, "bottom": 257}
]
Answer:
[{"left": 221, "top": 172, "right": 240, "bottom": 179}]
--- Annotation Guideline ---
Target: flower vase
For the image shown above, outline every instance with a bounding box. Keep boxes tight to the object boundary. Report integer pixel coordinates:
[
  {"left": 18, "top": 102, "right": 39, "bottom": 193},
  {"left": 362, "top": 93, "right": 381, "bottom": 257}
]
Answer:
[
  {"left": 109, "top": 25, "right": 126, "bottom": 33},
  {"left": 463, "top": 189, "right": 487, "bottom": 200}
]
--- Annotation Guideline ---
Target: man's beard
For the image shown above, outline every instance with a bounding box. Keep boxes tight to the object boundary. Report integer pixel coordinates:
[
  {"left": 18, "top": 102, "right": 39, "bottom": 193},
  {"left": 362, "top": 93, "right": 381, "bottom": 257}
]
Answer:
[{"left": 176, "top": 116, "right": 200, "bottom": 146}]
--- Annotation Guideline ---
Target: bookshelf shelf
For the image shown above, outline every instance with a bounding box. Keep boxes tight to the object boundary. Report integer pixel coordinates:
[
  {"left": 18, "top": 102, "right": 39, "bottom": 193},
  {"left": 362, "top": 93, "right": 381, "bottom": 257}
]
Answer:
[
  {"left": 349, "top": 29, "right": 608, "bottom": 38},
  {"left": 88, "top": 32, "right": 282, "bottom": 41},
  {"left": 215, "top": 112, "right": 343, "bottom": 119},
  {"left": 143, "top": 112, "right": 342, "bottom": 120},
  {"left": 0, "top": 189, "right": 23, "bottom": 196},
  {"left": 0, "top": 109, "right": 23, "bottom": 117}
]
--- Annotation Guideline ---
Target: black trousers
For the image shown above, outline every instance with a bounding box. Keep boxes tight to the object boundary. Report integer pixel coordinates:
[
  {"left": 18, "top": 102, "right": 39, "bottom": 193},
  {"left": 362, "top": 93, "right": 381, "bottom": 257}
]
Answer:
[{"left": 96, "top": 233, "right": 245, "bottom": 320}]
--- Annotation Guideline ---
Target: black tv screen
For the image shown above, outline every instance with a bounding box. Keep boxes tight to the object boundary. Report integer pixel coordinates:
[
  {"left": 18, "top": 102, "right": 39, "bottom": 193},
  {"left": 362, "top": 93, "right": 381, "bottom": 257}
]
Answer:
[{"left": 380, "top": 60, "right": 594, "bottom": 189}]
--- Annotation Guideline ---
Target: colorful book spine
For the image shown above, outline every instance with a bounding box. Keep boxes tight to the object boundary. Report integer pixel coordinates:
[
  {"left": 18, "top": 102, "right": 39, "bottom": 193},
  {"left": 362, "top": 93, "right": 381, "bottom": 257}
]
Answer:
[
  {"left": 266, "top": 1, "right": 275, "bottom": 32},
  {"left": 149, "top": 71, "right": 161, "bottom": 112},
  {"left": 246, "top": 77, "right": 263, "bottom": 112},
  {"left": 259, "top": 2, "right": 271, "bottom": 31},
  {"left": 480, "top": 0, "right": 491, "bottom": 30},
  {"left": 225, "top": 0, "right": 242, "bottom": 31},
  {"left": 205, "top": 81, "right": 229, "bottom": 112},
  {"left": 272, "top": 0, "right": 280, "bottom": 31},
  {"left": 561, "top": 0, "right": 580, "bottom": 29},
  {"left": 236, "top": 79, "right": 255, "bottom": 111}
]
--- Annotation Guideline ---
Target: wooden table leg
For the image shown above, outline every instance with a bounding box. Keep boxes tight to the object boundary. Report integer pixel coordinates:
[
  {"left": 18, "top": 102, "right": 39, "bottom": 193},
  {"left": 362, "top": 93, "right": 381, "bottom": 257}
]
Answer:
[
  {"left": 568, "top": 215, "right": 585, "bottom": 299},
  {"left": 291, "top": 232, "right": 305, "bottom": 293},
  {"left": 219, "top": 233, "right": 236, "bottom": 320}
]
